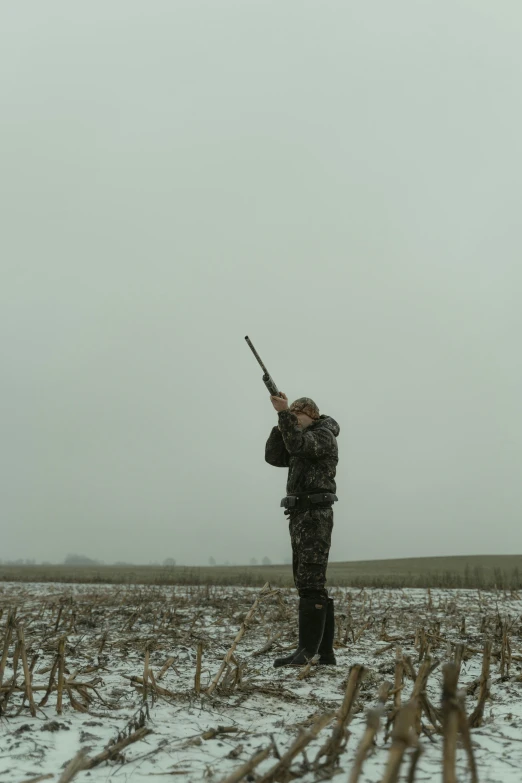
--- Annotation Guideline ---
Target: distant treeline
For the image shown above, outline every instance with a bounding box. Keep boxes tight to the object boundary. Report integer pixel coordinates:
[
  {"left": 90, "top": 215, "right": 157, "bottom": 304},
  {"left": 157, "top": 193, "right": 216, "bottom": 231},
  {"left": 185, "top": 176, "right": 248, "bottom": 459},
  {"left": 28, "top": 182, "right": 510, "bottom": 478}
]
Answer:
[
  {"left": 0, "top": 554, "right": 277, "bottom": 567},
  {"left": 0, "top": 555, "right": 175, "bottom": 567}
]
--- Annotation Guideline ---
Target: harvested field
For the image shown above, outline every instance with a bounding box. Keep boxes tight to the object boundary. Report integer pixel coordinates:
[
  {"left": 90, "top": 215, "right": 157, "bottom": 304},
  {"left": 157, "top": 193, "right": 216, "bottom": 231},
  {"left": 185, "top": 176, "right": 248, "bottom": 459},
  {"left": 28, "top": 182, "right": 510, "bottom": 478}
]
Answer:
[
  {"left": 2, "top": 553, "right": 522, "bottom": 589},
  {"left": 1, "top": 581, "right": 522, "bottom": 782}
]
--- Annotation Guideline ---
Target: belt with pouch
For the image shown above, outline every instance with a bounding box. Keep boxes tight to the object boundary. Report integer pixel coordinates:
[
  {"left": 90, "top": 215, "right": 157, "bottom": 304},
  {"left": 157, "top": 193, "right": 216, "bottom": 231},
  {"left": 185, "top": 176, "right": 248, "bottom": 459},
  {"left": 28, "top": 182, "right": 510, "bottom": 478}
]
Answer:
[{"left": 280, "top": 492, "right": 338, "bottom": 511}]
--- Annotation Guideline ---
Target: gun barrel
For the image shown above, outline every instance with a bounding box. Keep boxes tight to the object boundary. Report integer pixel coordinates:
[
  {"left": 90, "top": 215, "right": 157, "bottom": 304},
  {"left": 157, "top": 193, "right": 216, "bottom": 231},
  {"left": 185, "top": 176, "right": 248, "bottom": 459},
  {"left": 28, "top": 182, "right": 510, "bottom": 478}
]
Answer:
[{"left": 244, "top": 336, "right": 270, "bottom": 376}]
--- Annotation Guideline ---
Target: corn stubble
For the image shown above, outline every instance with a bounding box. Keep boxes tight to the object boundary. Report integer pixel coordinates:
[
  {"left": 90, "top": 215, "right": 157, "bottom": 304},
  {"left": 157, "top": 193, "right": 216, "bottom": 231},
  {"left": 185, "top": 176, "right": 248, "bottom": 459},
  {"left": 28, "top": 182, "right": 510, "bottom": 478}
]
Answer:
[{"left": 1, "top": 582, "right": 517, "bottom": 782}]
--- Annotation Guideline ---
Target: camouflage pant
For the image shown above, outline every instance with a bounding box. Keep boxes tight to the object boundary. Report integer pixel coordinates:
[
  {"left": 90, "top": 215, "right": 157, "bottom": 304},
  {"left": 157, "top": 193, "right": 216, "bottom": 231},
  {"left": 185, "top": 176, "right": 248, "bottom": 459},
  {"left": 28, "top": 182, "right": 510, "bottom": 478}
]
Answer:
[{"left": 288, "top": 507, "right": 333, "bottom": 601}]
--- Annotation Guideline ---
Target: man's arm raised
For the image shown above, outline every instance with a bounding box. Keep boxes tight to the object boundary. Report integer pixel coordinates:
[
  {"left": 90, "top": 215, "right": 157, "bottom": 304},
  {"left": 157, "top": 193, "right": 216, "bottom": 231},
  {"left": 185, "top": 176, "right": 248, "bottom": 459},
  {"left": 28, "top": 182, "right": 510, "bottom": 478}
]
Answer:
[
  {"left": 265, "top": 392, "right": 290, "bottom": 467},
  {"left": 277, "top": 409, "right": 335, "bottom": 460}
]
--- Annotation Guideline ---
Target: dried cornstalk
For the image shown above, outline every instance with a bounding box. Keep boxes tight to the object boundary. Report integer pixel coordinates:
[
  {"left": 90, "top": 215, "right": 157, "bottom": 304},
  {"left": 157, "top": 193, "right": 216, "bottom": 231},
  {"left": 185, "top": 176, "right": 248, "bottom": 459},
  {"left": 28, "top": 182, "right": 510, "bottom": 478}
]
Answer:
[
  {"left": 380, "top": 701, "right": 416, "bottom": 783},
  {"left": 377, "top": 681, "right": 392, "bottom": 706},
  {"left": 315, "top": 664, "right": 366, "bottom": 767},
  {"left": 56, "top": 636, "right": 66, "bottom": 715},
  {"left": 354, "top": 619, "right": 371, "bottom": 643},
  {"left": 221, "top": 659, "right": 243, "bottom": 692},
  {"left": 0, "top": 610, "right": 15, "bottom": 687},
  {"left": 349, "top": 709, "right": 381, "bottom": 783},
  {"left": 251, "top": 630, "right": 283, "bottom": 657},
  {"left": 194, "top": 642, "right": 203, "bottom": 694},
  {"left": 420, "top": 691, "right": 442, "bottom": 731},
  {"left": 207, "top": 582, "right": 270, "bottom": 695},
  {"left": 402, "top": 655, "right": 417, "bottom": 682},
  {"left": 410, "top": 656, "right": 432, "bottom": 736},
  {"left": 258, "top": 712, "right": 333, "bottom": 783},
  {"left": 375, "top": 642, "right": 395, "bottom": 656},
  {"left": 148, "top": 666, "right": 159, "bottom": 696},
  {"left": 427, "top": 632, "right": 493, "bottom": 660},
  {"left": 348, "top": 682, "right": 391, "bottom": 783},
  {"left": 406, "top": 744, "right": 423, "bottom": 783},
  {"left": 58, "top": 749, "right": 88, "bottom": 783},
  {"left": 66, "top": 685, "right": 89, "bottom": 713},
  {"left": 126, "top": 675, "right": 177, "bottom": 698},
  {"left": 125, "top": 611, "right": 139, "bottom": 632},
  {"left": 3, "top": 639, "right": 21, "bottom": 709},
  {"left": 67, "top": 611, "right": 77, "bottom": 634},
  {"left": 394, "top": 647, "right": 403, "bottom": 710},
  {"left": 158, "top": 656, "right": 175, "bottom": 679},
  {"left": 456, "top": 691, "right": 478, "bottom": 783},
  {"left": 39, "top": 656, "right": 59, "bottom": 707},
  {"left": 17, "top": 625, "right": 36, "bottom": 717},
  {"left": 82, "top": 726, "right": 152, "bottom": 769},
  {"left": 297, "top": 653, "right": 319, "bottom": 680},
  {"left": 506, "top": 632, "right": 512, "bottom": 674},
  {"left": 202, "top": 726, "right": 238, "bottom": 740},
  {"left": 468, "top": 639, "right": 492, "bottom": 728},
  {"left": 98, "top": 632, "right": 107, "bottom": 656},
  {"left": 143, "top": 645, "right": 150, "bottom": 702},
  {"left": 441, "top": 663, "right": 459, "bottom": 783},
  {"left": 218, "top": 746, "right": 271, "bottom": 783},
  {"left": 453, "top": 643, "right": 465, "bottom": 679},
  {"left": 417, "top": 627, "right": 429, "bottom": 662},
  {"left": 500, "top": 625, "right": 511, "bottom": 677},
  {"left": 54, "top": 605, "right": 63, "bottom": 633}
]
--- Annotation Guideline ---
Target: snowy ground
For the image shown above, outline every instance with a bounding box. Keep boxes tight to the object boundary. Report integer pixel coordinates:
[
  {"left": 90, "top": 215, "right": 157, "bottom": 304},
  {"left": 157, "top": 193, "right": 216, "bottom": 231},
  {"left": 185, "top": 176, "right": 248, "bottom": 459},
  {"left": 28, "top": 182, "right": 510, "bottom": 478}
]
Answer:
[{"left": 1, "top": 582, "right": 522, "bottom": 783}]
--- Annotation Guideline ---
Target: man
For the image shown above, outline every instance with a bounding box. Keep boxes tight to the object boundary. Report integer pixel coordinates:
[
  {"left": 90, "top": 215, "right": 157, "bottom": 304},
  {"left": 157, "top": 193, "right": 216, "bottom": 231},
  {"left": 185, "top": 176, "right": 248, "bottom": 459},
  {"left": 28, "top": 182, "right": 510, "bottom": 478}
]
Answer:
[{"left": 265, "top": 393, "right": 340, "bottom": 667}]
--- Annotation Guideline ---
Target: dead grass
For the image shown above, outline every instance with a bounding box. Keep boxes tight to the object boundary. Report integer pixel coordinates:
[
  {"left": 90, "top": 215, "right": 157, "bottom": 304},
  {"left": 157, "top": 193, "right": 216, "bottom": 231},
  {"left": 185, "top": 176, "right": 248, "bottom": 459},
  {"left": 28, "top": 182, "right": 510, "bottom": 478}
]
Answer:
[{"left": 1, "top": 554, "right": 522, "bottom": 589}]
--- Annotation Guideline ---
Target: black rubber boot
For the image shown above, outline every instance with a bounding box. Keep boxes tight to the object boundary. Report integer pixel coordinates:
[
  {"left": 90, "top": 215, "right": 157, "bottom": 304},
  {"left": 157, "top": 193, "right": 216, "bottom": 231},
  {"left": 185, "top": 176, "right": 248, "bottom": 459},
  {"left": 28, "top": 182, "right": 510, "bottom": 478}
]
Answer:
[
  {"left": 318, "top": 598, "right": 336, "bottom": 665},
  {"left": 273, "top": 647, "right": 299, "bottom": 668},
  {"left": 288, "top": 597, "right": 327, "bottom": 666},
  {"left": 273, "top": 604, "right": 299, "bottom": 667}
]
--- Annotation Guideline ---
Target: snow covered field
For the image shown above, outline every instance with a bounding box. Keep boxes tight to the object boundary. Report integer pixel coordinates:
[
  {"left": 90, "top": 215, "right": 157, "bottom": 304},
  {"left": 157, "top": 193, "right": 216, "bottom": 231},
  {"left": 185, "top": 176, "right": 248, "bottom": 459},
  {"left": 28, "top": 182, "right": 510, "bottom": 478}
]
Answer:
[{"left": 1, "top": 582, "right": 522, "bottom": 782}]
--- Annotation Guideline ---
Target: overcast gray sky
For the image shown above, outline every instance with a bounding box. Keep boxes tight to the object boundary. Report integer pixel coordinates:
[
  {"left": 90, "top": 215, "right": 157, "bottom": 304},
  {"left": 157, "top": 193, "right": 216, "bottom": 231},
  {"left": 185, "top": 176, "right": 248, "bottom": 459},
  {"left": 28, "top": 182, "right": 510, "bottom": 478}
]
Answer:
[{"left": 2, "top": 1, "right": 521, "bottom": 566}]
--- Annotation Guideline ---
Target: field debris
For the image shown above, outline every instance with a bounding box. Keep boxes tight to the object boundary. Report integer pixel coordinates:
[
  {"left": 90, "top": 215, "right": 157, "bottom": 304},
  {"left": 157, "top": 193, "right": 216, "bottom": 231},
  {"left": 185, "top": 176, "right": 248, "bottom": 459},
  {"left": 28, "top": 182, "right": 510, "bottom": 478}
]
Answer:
[{"left": 1, "top": 582, "right": 522, "bottom": 781}]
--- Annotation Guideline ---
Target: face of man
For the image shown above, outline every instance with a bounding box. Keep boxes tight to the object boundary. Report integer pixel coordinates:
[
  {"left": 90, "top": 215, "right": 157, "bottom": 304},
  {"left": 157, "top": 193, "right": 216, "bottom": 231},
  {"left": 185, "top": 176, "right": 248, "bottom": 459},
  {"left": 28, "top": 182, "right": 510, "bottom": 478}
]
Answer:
[{"left": 292, "top": 411, "right": 314, "bottom": 429}]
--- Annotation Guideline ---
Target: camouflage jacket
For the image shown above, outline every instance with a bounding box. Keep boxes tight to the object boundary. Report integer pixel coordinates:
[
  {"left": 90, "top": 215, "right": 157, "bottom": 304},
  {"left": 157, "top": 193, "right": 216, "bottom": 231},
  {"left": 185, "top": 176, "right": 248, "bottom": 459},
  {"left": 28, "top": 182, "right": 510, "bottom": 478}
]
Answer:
[{"left": 265, "top": 410, "right": 340, "bottom": 495}]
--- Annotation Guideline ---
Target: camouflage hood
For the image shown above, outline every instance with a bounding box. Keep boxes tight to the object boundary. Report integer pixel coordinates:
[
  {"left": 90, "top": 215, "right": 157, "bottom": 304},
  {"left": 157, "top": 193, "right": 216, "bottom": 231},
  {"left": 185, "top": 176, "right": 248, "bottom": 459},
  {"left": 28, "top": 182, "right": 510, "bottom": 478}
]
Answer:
[{"left": 308, "top": 414, "right": 340, "bottom": 438}]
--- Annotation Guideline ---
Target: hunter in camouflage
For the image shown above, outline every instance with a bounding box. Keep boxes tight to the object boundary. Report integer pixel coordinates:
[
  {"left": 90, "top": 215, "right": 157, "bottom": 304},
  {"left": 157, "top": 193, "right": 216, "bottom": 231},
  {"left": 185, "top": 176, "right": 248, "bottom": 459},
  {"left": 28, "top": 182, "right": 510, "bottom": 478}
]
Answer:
[{"left": 265, "top": 394, "right": 340, "bottom": 667}]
